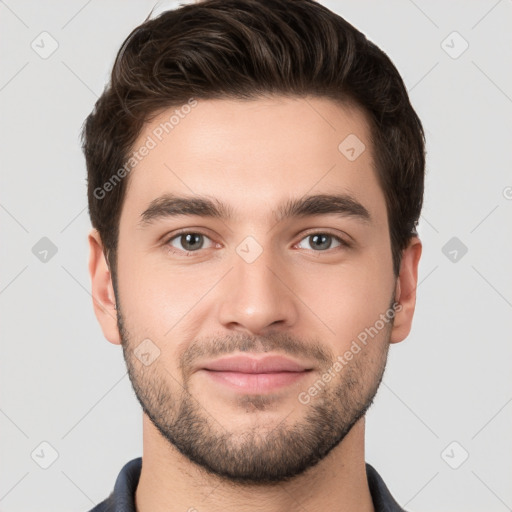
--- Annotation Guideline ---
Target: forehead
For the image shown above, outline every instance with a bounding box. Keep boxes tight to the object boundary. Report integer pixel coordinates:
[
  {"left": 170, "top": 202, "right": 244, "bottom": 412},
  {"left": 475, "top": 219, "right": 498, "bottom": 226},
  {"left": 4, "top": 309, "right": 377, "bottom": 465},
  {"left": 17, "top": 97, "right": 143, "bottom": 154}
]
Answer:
[{"left": 120, "top": 96, "right": 386, "bottom": 228}]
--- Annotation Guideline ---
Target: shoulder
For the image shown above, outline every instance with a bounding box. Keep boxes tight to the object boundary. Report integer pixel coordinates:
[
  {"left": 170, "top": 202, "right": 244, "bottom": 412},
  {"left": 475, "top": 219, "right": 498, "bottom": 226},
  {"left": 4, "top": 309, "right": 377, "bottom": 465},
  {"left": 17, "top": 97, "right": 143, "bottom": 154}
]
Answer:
[
  {"left": 86, "top": 457, "right": 142, "bottom": 512},
  {"left": 366, "top": 462, "right": 407, "bottom": 512}
]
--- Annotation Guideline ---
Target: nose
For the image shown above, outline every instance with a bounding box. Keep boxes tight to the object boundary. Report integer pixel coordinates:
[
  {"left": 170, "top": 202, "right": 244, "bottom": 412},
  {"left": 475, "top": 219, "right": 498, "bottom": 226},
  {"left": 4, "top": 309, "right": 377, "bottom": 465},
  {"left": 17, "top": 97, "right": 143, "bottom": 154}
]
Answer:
[{"left": 216, "top": 242, "right": 299, "bottom": 335}]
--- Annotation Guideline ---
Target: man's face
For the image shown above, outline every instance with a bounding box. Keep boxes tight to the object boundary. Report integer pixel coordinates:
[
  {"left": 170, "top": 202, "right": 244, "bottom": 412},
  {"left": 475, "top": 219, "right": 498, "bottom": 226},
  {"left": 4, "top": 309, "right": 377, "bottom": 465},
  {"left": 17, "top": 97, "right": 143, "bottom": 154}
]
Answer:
[{"left": 112, "top": 96, "right": 398, "bottom": 482}]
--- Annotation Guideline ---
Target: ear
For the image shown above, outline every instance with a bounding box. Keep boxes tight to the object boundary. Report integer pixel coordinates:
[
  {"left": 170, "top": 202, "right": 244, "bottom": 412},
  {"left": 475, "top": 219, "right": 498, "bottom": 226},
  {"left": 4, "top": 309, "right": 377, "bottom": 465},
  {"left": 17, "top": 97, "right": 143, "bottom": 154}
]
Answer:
[
  {"left": 88, "top": 228, "right": 121, "bottom": 345},
  {"left": 390, "top": 236, "right": 422, "bottom": 344}
]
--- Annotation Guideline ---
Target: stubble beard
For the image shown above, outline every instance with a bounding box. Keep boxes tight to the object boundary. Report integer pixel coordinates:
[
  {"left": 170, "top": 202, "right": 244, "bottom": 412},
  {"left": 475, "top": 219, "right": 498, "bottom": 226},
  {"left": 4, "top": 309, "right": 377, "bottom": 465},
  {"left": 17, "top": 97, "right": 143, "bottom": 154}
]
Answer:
[{"left": 117, "top": 303, "right": 391, "bottom": 485}]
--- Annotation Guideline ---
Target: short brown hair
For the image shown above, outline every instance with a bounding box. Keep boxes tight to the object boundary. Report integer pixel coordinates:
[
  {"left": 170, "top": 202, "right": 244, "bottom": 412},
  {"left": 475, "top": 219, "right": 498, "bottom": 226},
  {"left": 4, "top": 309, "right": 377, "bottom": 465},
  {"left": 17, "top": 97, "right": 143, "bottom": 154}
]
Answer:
[{"left": 82, "top": 0, "right": 425, "bottom": 278}]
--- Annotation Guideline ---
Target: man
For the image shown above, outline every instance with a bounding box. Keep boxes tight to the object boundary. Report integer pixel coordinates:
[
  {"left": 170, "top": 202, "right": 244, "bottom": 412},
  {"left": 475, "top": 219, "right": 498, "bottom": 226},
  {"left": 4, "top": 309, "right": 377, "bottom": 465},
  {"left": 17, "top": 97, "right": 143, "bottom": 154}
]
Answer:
[{"left": 83, "top": 0, "right": 424, "bottom": 510}]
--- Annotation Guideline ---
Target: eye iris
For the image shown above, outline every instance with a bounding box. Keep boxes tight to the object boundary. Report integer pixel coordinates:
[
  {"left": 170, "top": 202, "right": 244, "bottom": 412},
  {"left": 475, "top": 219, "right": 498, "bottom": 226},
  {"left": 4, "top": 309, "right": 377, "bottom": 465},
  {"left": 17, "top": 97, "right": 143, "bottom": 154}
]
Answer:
[
  {"left": 181, "top": 233, "right": 203, "bottom": 251},
  {"left": 310, "top": 234, "right": 331, "bottom": 250}
]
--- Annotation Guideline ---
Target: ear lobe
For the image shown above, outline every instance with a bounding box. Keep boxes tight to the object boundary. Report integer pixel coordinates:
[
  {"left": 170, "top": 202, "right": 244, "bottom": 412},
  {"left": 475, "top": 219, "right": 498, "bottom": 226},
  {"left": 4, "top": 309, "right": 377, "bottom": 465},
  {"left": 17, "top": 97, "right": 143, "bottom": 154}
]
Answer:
[
  {"left": 88, "top": 229, "right": 121, "bottom": 345},
  {"left": 390, "top": 237, "right": 422, "bottom": 344}
]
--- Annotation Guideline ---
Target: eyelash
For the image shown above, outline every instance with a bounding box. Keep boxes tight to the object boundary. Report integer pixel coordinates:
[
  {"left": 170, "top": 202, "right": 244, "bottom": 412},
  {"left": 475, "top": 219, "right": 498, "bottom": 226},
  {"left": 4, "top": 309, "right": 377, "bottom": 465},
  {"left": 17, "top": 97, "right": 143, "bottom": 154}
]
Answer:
[{"left": 163, "top": 229, "right": 351, "bottom": 256}]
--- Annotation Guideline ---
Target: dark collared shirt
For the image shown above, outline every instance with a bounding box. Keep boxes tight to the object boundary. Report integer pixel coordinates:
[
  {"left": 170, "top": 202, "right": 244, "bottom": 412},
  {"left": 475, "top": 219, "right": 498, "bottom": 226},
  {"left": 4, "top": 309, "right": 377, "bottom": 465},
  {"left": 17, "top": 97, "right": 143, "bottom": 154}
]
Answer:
[{"left": 89, "top": 457, "right": 406, "bottom": 511}]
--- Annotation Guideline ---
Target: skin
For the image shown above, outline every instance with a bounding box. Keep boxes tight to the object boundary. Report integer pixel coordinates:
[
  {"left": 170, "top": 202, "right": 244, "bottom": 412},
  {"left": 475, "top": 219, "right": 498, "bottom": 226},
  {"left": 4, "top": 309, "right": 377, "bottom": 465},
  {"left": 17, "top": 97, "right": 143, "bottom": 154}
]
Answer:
[{"left": 88, "top": 96, "right": 422, "bottom": 512}]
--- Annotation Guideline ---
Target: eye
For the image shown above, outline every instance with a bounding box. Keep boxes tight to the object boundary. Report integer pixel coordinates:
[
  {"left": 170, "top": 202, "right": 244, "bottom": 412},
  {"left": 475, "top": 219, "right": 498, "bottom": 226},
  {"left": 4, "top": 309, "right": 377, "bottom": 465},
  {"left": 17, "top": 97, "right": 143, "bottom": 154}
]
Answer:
[
  {"left": 167, "top": 232, "right": 214, "bottom": 253},
  {"left": 296, "top": 232, "right": 347, "bottom": 251}
]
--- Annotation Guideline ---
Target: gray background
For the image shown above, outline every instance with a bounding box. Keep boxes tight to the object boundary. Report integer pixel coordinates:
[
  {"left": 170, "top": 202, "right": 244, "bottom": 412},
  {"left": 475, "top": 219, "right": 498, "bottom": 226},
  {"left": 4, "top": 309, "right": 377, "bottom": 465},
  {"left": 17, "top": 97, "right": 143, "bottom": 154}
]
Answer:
[{"left": 1, "top": 0, "right": 511, "bottom": 510}]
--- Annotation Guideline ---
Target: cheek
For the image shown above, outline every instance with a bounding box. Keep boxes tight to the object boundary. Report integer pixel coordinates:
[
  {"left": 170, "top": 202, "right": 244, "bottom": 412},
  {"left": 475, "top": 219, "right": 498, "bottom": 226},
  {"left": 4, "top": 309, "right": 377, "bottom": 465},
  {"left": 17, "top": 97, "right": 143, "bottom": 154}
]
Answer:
[
  {"left": 297, "top": 256, "right": 394, "bottom": 347},
  {"left": 116, "top": 247, "right": 221, "bottom": 340}
]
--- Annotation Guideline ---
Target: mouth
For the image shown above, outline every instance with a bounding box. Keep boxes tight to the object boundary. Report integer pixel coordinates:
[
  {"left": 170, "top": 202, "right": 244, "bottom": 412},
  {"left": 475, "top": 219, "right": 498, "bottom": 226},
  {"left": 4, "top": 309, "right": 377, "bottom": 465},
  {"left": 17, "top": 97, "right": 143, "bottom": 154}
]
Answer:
[{"left": 199, "top": 354, "right": 313, "bottom": 393}]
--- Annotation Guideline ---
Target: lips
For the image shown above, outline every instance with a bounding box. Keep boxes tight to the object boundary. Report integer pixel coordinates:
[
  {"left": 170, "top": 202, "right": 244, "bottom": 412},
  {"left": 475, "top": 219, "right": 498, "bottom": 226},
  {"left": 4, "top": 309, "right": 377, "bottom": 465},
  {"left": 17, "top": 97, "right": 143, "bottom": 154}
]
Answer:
[
  {"left": 199, "top": 355, "right": 313, "bottom": 393},
  {"left": 202, "top": 355, "right": 312, "bottom": 373}
]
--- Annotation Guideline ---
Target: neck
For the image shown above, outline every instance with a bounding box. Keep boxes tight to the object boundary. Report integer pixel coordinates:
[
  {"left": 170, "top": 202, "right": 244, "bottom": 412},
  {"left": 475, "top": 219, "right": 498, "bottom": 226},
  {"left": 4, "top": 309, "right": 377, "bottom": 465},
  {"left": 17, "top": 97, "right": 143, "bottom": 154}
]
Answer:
[{"left": 135, "top": 414, "right": 375, "bottom": 512}]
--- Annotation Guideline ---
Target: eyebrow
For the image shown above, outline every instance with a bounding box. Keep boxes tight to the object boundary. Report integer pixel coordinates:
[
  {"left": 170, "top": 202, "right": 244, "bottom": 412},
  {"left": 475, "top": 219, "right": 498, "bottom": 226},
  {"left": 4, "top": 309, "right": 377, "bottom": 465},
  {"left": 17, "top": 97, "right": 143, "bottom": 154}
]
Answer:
[{"left": 138, "top": 192, "right": 371, "bottom": 227}]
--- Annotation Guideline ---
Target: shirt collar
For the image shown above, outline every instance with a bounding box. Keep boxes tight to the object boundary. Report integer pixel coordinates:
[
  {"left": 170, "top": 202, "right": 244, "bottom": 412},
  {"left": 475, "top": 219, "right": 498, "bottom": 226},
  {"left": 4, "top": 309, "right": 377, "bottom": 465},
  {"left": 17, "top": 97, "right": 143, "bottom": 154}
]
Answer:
[{"left": 90, "top": 457, "right": 406, "bottom": 512}]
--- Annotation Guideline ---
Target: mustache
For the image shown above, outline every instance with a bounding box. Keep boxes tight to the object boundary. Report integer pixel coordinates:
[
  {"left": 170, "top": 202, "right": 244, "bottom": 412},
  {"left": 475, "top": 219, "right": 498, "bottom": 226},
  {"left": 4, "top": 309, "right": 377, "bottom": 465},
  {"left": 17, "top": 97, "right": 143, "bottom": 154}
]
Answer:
[{"left": 178, "top": 331, "right": 334, "bottom": 377}]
